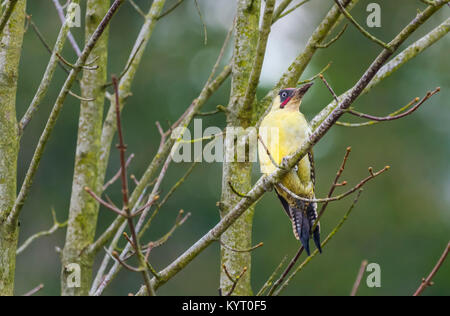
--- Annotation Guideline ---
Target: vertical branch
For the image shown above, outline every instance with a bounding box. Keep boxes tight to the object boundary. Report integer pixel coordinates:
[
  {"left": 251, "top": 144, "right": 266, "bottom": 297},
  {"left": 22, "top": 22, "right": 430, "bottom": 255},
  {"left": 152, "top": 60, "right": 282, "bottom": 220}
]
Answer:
[
  {"left": 0, "top": 0, "right": 25, "bottom": 296},
  {"left": 0, "top": 0, "right": 19, "bottom": 36},
  {"left": 97, "top": 0, "right": 166, "bottom": 189},
  {"left": 413, "top": 242, "right": 449, "bottom": 296},
  {"left": 20, "top": 0, "right": 81, "bottom": 132},
  {"left": 219, "top": 0, "right": 261, "bottom": 296},
  {"left": 10, "top": 0, "right": 124, "bottom": 226},
  {"left": 254, "top": 0, "right": 358, "bottom": 122},
  {"left": 350, "top": 259, "right": 368, "bottom": 296},
  {"left": 61, "top": 0, "right": 111, "bottom": 296}
]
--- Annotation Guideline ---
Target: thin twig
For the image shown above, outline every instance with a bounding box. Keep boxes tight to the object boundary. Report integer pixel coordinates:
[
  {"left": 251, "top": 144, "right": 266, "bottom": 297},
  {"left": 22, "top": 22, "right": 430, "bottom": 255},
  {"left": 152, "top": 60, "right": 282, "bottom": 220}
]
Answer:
[
  {"left": 112, "top": 75, "right": 155, "bottom": 296},
  {"left": 267, "top": 147, "right": 352, "bottom": 295},
  {"left": 158, "top": 0, "right": 185, "bottom": 20},
  {"left": 17, "top": 209, "right": 67, "bottom": 255},
  {"left": 350, "top": 259, "right": 368, "bottom": 296},
  {"left": 413, "top": 242, "right": 450, "bottom": 296},
  {"left": 52, "top": 0, "right": 82, "bottom": 56},
  {"left": 140, "top": 163, "right": 197, "bottom": 234},
  {"left": 194, "top": 0, "right": 207, "bottom": 45},
  {"left": 256, "top": 256, "right": 288, "bottom": 296},
  {"left": 22, "top": 284, "right": 44, "bottom": 296},
  {"left": 103, "top": 39, "right": 146, "bottom": 88},
  {"left": 10, "top": 0, "right": 127, "bottom": 224},
  {"left": 347, "top": 88, "right": 440, "bottom": 122},
  {"left": 24, "top": 15, "right": 70, "bottom": 76},
  {"left": 267, "top": 247, "right": 304, "bottom": 296},
  {"left": 125, "top": 210, "right": 192, "bottom": 262},
  {"left": 103, "top": 154, "right": 135, "bottom": 191},
  {"left": 228, "top": 181, "right": 251, "bottom": 198},
  {"left": 56, "top": 53, "right": 99, "bottom": 70},
  {"left": 333, "top": 0, "right": 392, "bottom": 50},
  {"left": 128, "top": 0, "right": 146, "bottom": 18},
  {"left": 275, "top": 0, "right": 311, "bottom": 23},
  {"left": 312, "top": 146, "right": 352, "bottom": 232},
  {"left": 257, "top": 134, "right": 285, "bottom": 170},
  {"left": 315, "top": 24, "right": 348, "bottom": 48},
  {"left": 84, "top": 186, "right": 127, "bottom": 217},
  {"left": 319, "top": 74, "right": 340, "bottom": 104},
  {"left": 277, "top": 165, "right": 389, "bottom": 204},
  {"left": 109, "top": 250, "right": 142, "bottom": 273},
  {"left": 68, "top": 90, "right": 96, "bottom": 101},
  {"left": 219, "top": 240, "right": 264, "bottom": 253},
  {"left": 275, "top": 190, "right": 364, "bottom": 295},
  {"left": 0, "top": 0, "right": 19, "bottom": 36},
  {"left": 336, "top": 98, "right": 418, "bottom": 127},
  {"left": 297, "top": 62, "right": 332, "bottom": 85},
  {"left": 272, "top": 0, "right": 294, "bottom": 21},
  {"left": 222, "top": 265, "right": 248, "bottom": 296}
]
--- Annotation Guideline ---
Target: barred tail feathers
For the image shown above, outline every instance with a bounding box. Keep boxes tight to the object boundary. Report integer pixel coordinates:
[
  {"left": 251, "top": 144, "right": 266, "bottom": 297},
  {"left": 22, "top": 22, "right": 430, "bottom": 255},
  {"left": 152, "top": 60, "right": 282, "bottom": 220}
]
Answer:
[{"left": 289, "top": 199, "right": 321, "bottom": 256}]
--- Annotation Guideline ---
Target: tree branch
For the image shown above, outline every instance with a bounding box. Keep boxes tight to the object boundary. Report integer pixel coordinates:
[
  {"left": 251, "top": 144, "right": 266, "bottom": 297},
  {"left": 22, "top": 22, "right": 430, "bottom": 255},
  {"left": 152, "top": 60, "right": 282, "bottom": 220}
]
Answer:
[
  {"left": 0, "top": 0, "right": 18, "bottom": 36},
  {"left": 19, "top": 7, "right": 79, "bottom": 133},
  {"left": 274, "top": 190, "right": 364, "bottom": 295},
  {"left": 350, "top": 259, "right": 368, "bottom": 296},
  {"left": 16, "top": 209, "right": 67, "bottom": 255},
  {"left": 311, "top": 15, "right": 450, "bottom": 130},
  {"left": 10, "top": 0, "right": 126, "bottom": 225},
  {"left": 52, "top": 0, "right": 82, "bottom": 56},
  {"left": 413, "top": 242, "right": 449, "bottom": 296},
  {"left": 134, "top": 2, "right": 446, "bottom": 295},
  {"left": 333, "top": 0, "right": 391, "bottom": 50}
]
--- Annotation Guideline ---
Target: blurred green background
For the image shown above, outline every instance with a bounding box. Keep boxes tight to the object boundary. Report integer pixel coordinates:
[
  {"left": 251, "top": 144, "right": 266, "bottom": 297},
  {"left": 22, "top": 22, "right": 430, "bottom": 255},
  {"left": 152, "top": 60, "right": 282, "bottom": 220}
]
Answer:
[{"left": 14, "top": 0, "right": 449, "bottom": 295}]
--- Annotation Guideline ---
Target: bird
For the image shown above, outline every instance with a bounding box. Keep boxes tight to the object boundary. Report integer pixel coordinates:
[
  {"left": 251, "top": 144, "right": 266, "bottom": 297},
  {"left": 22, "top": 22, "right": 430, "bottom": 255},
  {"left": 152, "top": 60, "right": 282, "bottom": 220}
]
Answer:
[{"left": 258, "top": 83, "right": 321, "bottom": 255}]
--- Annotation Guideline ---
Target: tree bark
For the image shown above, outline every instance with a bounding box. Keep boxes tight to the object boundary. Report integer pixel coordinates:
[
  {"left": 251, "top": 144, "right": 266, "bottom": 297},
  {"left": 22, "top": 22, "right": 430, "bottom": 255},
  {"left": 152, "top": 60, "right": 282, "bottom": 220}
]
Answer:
[
  {"left": 0, "top": 0, "right": 26, "bottom": 296},
  {"left": 61, "top": 0, "right": 110, "bottom": 296},
  {"left": 219, "top": 0, "right": 260, "bottom": 296}
]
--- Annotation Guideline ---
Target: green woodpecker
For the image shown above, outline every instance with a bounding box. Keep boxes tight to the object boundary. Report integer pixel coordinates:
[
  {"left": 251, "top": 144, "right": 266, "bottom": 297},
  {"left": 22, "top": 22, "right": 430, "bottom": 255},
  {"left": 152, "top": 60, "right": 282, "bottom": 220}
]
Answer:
[{"left": 258, "top": 83, "right": 321, "bottom": 255}]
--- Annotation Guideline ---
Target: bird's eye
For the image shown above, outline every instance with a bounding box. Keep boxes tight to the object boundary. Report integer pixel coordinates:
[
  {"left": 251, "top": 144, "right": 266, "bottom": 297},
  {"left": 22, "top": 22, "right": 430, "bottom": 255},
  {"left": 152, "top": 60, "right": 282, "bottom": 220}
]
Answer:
[{"left": 281, "top": 91, "right": 288, "bottom": 99}]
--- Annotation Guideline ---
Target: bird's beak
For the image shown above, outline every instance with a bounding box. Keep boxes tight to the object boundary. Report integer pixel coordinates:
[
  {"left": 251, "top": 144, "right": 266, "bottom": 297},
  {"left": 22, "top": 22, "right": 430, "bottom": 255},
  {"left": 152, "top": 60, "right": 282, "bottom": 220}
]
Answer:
[{"left": 294, "top": 82, "right": 314, "bottom": 99}]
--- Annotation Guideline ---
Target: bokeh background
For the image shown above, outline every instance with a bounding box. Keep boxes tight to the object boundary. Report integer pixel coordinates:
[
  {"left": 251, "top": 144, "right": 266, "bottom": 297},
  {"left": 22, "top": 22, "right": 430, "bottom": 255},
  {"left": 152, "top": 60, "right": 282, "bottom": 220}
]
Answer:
[{"left": 14, "top": 0, "right": 449, "bottom": 295}]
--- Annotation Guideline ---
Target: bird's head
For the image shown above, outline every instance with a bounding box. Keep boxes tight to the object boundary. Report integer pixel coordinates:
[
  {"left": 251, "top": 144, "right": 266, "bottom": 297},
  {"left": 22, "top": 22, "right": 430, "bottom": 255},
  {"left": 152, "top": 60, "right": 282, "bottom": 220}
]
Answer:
[{"left": 271, "top": 82, "right": 314, "bottom": 111}]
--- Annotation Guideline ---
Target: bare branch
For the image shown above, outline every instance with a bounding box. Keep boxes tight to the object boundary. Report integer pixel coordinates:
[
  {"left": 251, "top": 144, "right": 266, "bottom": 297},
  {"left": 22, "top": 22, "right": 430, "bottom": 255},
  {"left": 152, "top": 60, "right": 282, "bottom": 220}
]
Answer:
[
  {"left": 350, "top": 260, "right": 368, "bottom": 296},
  {"left": 274, "top": 0, "right": 311, "bottom": 23},
  {"left": 16, "top": 209, "right": 67, "bottom": 255},
  {"left": 22, "top": 284, "right": 44, "bottom": 297},
  {"left": 52, "top": 0, "right": 82, "bottom": 56},
  {"left": 277, "top": 166, "right": 389, "bottom": 204},
  {"left": 56, "top": 52, "right": 99, "bottom": 70},
  {"left": 194, "top": 0, "right": 207, "bottom": 45},
  {"left": 10, "top": 0, "right": 126, "bottom": 224},
  {"left": 413, "top": 242, "right": 450, "bottom": 296},
  {"left": 333, "top": 0, "right": 391, "bottom": 50},
  {"left": 315, "top": 24, "right": 348, "bottom": 48},
  {"left": 158, "top": 0, "right": 185, "bottom": 20},
  {"left": 297, "top": 62, "right": 332, "bottom": 85},
  {"left": 0, "top": 0, "right": 19, "bottom": 36},
  {"left": 336, "top": 98, "right": 418, "bottom": 127},
  {"left": 128, "top": 0, "right": 146, "bottom": 18},
  {"left": 68, "top": 89, "right": 96, "bottom": 101},
  {"left": 103, "top": 154, "right": 135, "bottom": 191},
  {"left": 84, "top": 186, "right": 127, "bottom": 217},
  {"left": 347, "top": 88, "right": 440, "bottom": 122},
  {"left": 256, "top": 256, "right": 288, "bottom": 296},
  {"left": 275, "top": 190, "right": 364, "bottom": 295},
  {"left": 221, "top": 265, "right": 248, "bottom": 296},
  {"left": 241, "top": 0, "right": 276, "bottom": 113},
  {"left": 219, "top": 240, "right": 264, "bottom": 253},
  {"left": 313, "top": 146, "right": 352, "bottom": 232}
]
